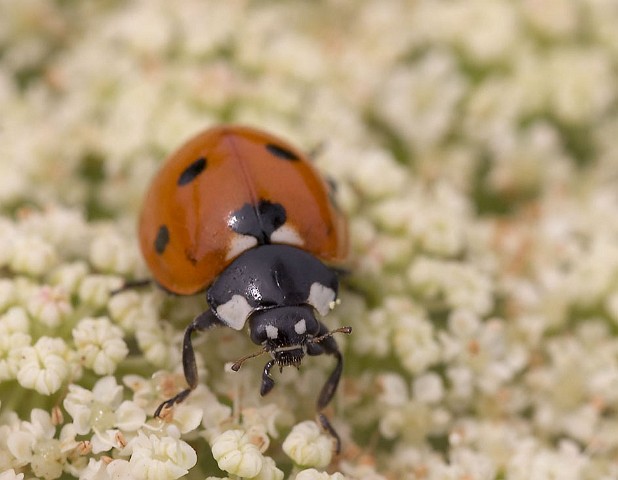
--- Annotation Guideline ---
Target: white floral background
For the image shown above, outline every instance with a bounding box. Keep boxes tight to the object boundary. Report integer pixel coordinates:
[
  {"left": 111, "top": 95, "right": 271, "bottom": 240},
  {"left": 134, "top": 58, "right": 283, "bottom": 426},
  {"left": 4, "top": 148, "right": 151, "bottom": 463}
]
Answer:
[{"left": 2, "top": 0, "right": 618, "bottom": 479}]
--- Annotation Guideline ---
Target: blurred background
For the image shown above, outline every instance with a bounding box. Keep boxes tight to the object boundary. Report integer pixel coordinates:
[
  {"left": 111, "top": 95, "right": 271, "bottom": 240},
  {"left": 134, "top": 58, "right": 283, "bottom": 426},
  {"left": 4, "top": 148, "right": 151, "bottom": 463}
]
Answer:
[{"left": 2, "top": 1, "right": 618, "bottom": 479}]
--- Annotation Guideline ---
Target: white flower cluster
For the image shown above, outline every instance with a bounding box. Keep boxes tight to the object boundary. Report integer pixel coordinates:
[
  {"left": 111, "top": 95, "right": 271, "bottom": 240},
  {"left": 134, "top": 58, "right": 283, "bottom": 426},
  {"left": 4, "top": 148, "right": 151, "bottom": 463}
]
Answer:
[{"left": 3, "top": 0, "right": 618, "bottom": 479}]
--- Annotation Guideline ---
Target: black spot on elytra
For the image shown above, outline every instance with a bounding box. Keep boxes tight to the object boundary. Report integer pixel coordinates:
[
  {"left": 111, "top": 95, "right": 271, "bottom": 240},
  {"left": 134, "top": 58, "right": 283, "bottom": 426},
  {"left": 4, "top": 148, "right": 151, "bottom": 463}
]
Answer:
[
  {"left": 228, "top": 200, "right": 286, "bottom": 244},
  {"left": 177, "top": 157, "right": 207, "bottom": 185},
  {"left": 266, "top": 143, "right": 300, "bottom": 161},
  {"left": 154, "top": 225, "right": 169, "bottom": 254}
]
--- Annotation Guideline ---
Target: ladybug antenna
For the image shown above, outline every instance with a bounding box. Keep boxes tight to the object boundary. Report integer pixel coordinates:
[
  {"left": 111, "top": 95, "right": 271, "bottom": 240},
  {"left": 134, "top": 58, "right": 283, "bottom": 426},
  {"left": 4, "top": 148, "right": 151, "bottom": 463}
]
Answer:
[
  {"left": 231, "top": 347, "right": 268, "bottom": 372},
  {"left": 310, "top": 326, "right": 352, "bottom": 344}
]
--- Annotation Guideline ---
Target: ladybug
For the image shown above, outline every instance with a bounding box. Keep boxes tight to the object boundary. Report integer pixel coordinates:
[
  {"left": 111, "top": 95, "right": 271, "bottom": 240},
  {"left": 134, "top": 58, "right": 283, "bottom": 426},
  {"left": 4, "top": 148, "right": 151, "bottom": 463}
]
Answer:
[{"left": 138, "top": 125, "right": 351, "bottom": 451}]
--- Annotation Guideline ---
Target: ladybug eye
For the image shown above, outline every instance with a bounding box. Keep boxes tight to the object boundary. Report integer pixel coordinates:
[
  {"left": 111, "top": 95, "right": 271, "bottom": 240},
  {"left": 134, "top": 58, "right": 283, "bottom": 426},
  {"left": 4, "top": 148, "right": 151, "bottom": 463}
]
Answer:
[
  {"left": 265, "top": 143, "right": 300, "bottom": 161},
  {"left": 177, "top": 157, "right": 207, "bottom": 185}
]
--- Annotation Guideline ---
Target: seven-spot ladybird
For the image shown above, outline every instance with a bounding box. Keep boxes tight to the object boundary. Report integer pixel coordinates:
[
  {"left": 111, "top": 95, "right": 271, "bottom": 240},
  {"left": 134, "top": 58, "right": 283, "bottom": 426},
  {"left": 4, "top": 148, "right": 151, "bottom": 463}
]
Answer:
[{"left": 138, "top": 125, "right": 351, "bottom": 451}]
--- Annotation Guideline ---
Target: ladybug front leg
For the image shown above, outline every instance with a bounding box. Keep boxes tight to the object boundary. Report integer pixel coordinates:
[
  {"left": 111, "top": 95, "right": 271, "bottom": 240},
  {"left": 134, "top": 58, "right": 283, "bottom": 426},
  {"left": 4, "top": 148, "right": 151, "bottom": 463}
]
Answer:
[
  {"left": 154, "top": 309, "right": 222, "bottom": 417},
  {"left": 307, "top": 322, "right": 344, "bottom": 453},
  {"left": 260, "top": 359, "right": 276, "bottom": 396}
]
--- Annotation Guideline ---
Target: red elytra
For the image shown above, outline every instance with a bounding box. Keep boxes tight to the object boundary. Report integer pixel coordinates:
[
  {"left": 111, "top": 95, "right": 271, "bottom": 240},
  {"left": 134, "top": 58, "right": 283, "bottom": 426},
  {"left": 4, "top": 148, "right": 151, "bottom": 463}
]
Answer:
[{"left": 138, "top": 125, "right": 348, "bottom": 295}]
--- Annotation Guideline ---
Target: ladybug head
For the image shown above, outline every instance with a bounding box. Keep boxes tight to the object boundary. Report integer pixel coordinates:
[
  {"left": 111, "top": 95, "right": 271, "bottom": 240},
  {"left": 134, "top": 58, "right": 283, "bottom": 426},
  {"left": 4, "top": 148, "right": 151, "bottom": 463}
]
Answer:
[{"left": 247, "top": 305, "right": 320, "bottom": 367}]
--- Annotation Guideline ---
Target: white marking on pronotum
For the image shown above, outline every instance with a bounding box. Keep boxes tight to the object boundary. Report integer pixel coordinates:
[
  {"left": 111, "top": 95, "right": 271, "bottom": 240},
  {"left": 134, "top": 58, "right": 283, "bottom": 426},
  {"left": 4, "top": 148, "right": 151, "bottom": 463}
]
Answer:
[
  {"left": 216, "top": 295, "right": 253, "bottom": 330},
  {"left": 270, "top": 225, "right": 304, "bottom": 246},
  {"left": 226, "top": 234, "right": 258, "bottom": 260},
  {"left": 307, "top": 283, "right": 336, "bottom": 316},
  {"left": 265, "top": 325, "right": 279, "bottom": 339},
  {"left": 294, "top": 319, "right": 307, "bottom": 335}
]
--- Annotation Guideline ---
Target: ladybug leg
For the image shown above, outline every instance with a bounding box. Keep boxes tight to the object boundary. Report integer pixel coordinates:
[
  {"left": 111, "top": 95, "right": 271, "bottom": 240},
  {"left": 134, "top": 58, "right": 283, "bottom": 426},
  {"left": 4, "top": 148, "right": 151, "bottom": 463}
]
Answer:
[
  {"left": 154, "top": 310, "right": 222, "bottom": 417},
  {"left": 260, "top": 359, "right": 276, "bottom": 396},
  {"left": 307, "top": 321, "right": 344, "bottom": 453}
]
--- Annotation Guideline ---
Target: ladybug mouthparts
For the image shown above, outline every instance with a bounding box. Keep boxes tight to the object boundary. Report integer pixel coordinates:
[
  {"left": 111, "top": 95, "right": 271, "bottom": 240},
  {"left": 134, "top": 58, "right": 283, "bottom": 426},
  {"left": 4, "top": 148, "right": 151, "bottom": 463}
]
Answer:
[{"left": 272, "top": 344, "right": 305, "bottom": 368}]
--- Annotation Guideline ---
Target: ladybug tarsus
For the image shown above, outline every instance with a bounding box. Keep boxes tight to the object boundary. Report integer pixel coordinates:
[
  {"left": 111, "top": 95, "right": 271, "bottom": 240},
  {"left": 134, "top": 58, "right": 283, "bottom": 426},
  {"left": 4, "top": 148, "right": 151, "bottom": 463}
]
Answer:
[
  {"left": 154, "top": 391, "right": 188, "bottom": 418},
  {"left": 318, "top": 413, "right": 342, "bottom": 455}
]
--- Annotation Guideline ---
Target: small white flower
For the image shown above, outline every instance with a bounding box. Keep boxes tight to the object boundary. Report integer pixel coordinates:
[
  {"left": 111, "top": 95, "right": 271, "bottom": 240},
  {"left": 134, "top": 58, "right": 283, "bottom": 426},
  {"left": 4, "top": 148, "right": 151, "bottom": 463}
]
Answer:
[
  {"left": 17, "top": 336, "right": 69, "bottom": 395},
  {"left": 6, "top": 409, "right": 64, "bottom": 479},
  {"left": 106, "top": 459, "right": 133, "bottom": 479},
  {"left": 349, "top": 149, "right": 407, "bottom": 199},
  {"left": 375, "top": 51, "right": 467, "bottom": 151},
  {"left": 89, "top": 230, "right": 139, "bottom": 275},
  {"left": 392, "top": 313, "right": 440, "bottom": 374},
  {"left": 20, "top": 408, "right": 56, "bottom": 442},
  {"left": 63, "top": 376, "right": 146, "bottom": 453},
  {"left": 123, "top": 373, "right": 158, "bottom": 409},
  {"left": 30, "top": 438, "right": 65, "bottom": 479},
  {"left": 378, "top": 409, "right": 407, "bottom": 440},
  {"left": 0, "top": 470, "right": 24, "bottom": 480},
  {"left": 64, "top": 378, "right": 121, "bottom": 435},
  {"left": 413, "top": 372, "right": 444, "bottom": 404},
  {"left": 196, "top": 387, "right": 233, "bottom": 442},
  {"left": 446, "top": 448, "right": 496, "bottom": 480},
  {"left": 135, "top": 316, "right": 178, "bottom": 368},
  {"left": 250, "top": 455, "right": 284, "bottom": 480},
  {"left": 507, "top": 439, "right": 588, "bottom": 480},
  {"left": 546, "top": 47, "right": 615, "bottom": 124},
  {"left": 48, "top": 261, "right": 89, "bottom": 296},
  {"left": 408, "top": 257, "right": 494, "bottom": 315},
  {"left": 0, "top": 410, "right": 20, "bottom": 457},
  {"left": 165, "top": 403, "right": 204, "bottom": 435},
  {"left": 79, "top": 458, "right": 114, "bottom": 480},
  {"left": 446, "top": 366, "right": 474, "bottom": 403},
  {"left": 7, "top": 430, "right": 32, "bottom": 467},
  {"left": 72, "top": 316, "right": 128, "bottom": 375},
  {"left": 282, "top": 421, "right": 333, "bottom": 468},
  {"left": 0, "top": 279, "right": 16, "bottom": 312},
  {"left": 241, "top": 404, "right": 282, "bottom": 452},
  {"left": 293, "top": 469, "right": 345, "bottom": 480},
  {"left": 80, "top": 457, "right": 132, "bottom": 480},
  {"left": 521, "top": 0, "right": 578, "bottom": 38},
  {"left": 58, "top": 423, "right": 88, "bottom": 455},
  {"left": 0, "top": 306, "right": 30, "bottom": 333},
  {"left": 19, "top": 207, "right": 89, "bottom": 257},
  {"left": 78, "top": 274, "right": 123, "bottom": 308},
  {"left": 0, "top": 308, "right": 31, "bottom": 382},
  {"left": 108, "top": 290, "right": 155, "bottom": 332},
  {"left": 448, "top": 309, "right": 482, "bottom": 339},
  {"left": 88, "top": 401, "right": 148, "bottom": 454},
  {"left": 211, "top": 429, "right": 264, "bottom": 478},
  {"left": 351, "top": 308, "right": 392, "bottom": 358},
  {"left": 128, "top": 432, "right": 197, "bottom": 480},
  {"left": 27, "top": 285, "right": 72, "bottom": 328},
  {"left": 377, "top": 373, "right": 408, "bottom": 407},
  {"left": 0, "top": 220, "right": 17, "bottom": 269},
  {"left": 9, "top": 235, "right": 57, "bottom": 277}
]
